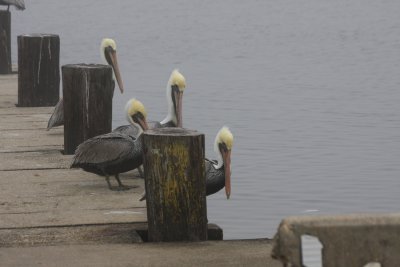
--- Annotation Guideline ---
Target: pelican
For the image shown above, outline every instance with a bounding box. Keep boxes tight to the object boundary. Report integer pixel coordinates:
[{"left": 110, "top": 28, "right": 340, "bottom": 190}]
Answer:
[
  {"left": 47, "top": 38, "right": 124, "bottom": 130},
  {"left": 71, "top": 98, "right": 148, "bottom": 191},
  {"left": 139, "top": 126, "right": 233, "bottom": 201},
  {"left": 113, "top": 69, "right": 186, "bottom": 138},
  {"left": 205, "top": 126, "right": 233, "bottom": 199},
  {"left": 0, "top": 0, "right": 25, "bottom": 10}
]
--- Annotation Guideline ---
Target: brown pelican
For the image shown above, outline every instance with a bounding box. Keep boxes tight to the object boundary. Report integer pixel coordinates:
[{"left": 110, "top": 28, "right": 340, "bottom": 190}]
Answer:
[
  {"left": 205, "top": 126, "right": 233, "bottom": 199},
  {"left": 71, "top": 98, "right": 148, "bottom": 191},
  {"left": 0, "top": 0, "right": 25, "bottom": 10},
  {"left": 113, "top": 69, "right": 186, "bottom": 138},
  {"left": 139, "top": 126, "right": 233, "bottom": 201},
  {"left": 47, "top": 38, "right": 124, "bottom": 130}
]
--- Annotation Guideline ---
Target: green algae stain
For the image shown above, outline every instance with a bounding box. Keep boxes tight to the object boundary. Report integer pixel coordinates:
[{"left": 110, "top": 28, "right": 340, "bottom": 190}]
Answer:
[{"left": 162, "top": 142, "right": 190, "bottom": 223}]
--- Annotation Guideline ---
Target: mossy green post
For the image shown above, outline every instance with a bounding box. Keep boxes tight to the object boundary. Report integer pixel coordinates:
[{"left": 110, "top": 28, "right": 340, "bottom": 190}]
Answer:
[{"left": 143, "top": 128, "right": 207, "bottom": 242}]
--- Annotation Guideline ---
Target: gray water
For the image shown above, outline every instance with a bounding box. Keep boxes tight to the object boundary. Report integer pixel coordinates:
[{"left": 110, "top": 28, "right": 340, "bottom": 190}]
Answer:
[{"left": 10, "top": 0, "right": 400, "bottom": 239}]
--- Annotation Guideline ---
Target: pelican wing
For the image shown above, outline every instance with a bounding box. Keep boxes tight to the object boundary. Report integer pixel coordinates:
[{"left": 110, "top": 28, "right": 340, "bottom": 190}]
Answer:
[
  {"left": 113, "top": 124, "right": 141, "bottom": 138},
  {"left": 159, "top": 120, "right": 175, "bottom": 128},
  {"left": 1, "top": 0, "right": 25, "bottom": 9},
  {"left": 47, "top": 98, "right": 64, "bottom": 130},
  {"left": 205, "top": 158, "right": 225, "bottom": 196},
  {"left": 205, "top": 158, "right": 220, "bottom": 181},
  {"left": 72, "top": 133, "right": 135, "bottom": 166},
  {"left": 113, "top": 120, "right": 162, "bottom": 139},
  {"left": 205, "top": 158, "right": 218, "bottom": 166},
  {"left": 14, "top": 0, "right": 25, "bottom": 9},
  {"left": 149, "top": 120, "right": 162, "bottom": 129}
]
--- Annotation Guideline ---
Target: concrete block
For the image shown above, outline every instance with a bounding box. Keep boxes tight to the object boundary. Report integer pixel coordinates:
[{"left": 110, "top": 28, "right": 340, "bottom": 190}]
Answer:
[{"left": 272, "top": 213, "right": 400, "bottom": 267}]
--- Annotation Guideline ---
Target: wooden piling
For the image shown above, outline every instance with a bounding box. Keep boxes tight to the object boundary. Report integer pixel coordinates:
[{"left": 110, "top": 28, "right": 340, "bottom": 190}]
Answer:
[
  {"left": 17, "top": 34, "right": 60, "bottom": 106},
  {"left": 143, "top": 128, "right": 207, "bottom": 242},
  {"left": 62, "top": 64, "right": 114, "bottom": 155},
  {"left": 0, "top": 11, "right": 11, "bottom": 74}
]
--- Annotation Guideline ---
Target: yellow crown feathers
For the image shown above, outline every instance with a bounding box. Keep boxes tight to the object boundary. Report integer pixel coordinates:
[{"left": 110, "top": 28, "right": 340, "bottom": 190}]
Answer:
[
  {"left": 217, "top": 126, "right": 234, "bottom": 150},
  {"left": 126, "top": 98, "right": 147, "bottom": 118},
  {"left": 169, "top": 69, "right": 186, "bottom": 91},
  {"left": 101, "top": 38, "right": 117, "bottom": 50}
]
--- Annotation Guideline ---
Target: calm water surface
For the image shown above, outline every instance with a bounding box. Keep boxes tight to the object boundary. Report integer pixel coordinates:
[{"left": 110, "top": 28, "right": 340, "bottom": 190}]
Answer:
[{"left": 10, "top": 0, "right": 400, "bottom": 239}]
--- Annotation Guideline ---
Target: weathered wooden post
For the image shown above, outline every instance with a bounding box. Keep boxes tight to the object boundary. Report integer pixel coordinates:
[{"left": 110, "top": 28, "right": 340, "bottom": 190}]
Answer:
[
  {"left": 143, "top": 128, "right": 207, "bottom": 242},
  {"left": 62, "top": 64, "right": 113, "bottom": 155},
  {"left": 0, "top": 11, "right": 11, "bottom": 74},
  {"left": 17, "top": 34, "right": 60, "bottom": 106}
]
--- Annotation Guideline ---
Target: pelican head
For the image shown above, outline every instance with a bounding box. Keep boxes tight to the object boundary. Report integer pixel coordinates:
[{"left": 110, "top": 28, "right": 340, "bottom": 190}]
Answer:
[
  {"left": 161, "top": 69, "right": 186, "bottom": 127},
  {"left": 101, "top": 38, "right": 124, "bottom": 93},
  {"left": 125, "top": 98, "right": 149, "bottom": 132},
  {"left": 214, "top": 126, "right": 234, "bottom": 199}
]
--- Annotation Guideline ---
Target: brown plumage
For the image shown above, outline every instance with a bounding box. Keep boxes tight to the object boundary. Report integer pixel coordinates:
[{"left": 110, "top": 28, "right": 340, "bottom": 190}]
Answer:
[
  {"left": 71, "top": 133, "right": 143, "bottom": 190},
  {"left": 71, "top": 98, "right": 148, "bottom": 190}
]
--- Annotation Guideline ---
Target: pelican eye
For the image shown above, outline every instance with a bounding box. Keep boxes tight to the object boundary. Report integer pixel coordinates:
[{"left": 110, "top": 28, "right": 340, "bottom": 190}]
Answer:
[
  {"left": 171, "top": 84, "right": 179, "bottom": 92},
  {"left": 131, "top": 112, "right": 144, "bottom": 123},
  {"left": 219, "top": 143, "right": 228, "bottom": 153}
]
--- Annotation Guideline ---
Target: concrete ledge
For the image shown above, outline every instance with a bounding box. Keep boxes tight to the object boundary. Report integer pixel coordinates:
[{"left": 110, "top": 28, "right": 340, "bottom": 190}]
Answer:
[
  {"left": 272, "top": 213, "right": 400, "bottom": 267},
  {"left": 0, "top": 223, "right": 224, "bottom": 247},
  {"left": 0, "top": 223, "right": 144, "bottom": 247},
  {"left": 0, "top": 239, "right": 281, "bottom": 267}
]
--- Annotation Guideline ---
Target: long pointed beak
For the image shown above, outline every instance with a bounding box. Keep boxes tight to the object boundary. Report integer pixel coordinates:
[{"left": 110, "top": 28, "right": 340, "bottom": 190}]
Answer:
[
  {"left": 173, "top": 90, "right": 183, "bottom": 127},
  {"left": 222, "top": 150, "right": 232, "bottom": 199},
  {"left": 137, "top": 117, "right": 149, "bottom": 131},
  {"left": 108, "top": 50, "right": 124, "bottom": 94}
]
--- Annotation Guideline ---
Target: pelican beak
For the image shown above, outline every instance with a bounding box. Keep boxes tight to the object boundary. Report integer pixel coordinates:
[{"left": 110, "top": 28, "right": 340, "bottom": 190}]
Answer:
[
  {"left": 172, "top": 85, "right": 183, "bottom": 127},
  {"left": 222, "top": 149, "right": 232, "bottom": 199},
  {"left": 137, "top": 117, "right": 149, "bottom": 131},
  {"left": 107, "top": 49, "right": 124, "bottom": 94}
]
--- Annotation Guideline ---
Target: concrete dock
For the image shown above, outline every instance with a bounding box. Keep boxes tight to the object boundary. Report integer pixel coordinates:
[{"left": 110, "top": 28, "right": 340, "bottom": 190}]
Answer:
[{"left": 0, "top": 73, "right": 281, "bottom": 266}]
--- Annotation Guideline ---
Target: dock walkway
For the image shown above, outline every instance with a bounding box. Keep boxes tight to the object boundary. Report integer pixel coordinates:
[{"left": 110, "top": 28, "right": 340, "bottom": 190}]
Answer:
[{"left": 0, "top": 73, "right": 280, "bottom": 266}]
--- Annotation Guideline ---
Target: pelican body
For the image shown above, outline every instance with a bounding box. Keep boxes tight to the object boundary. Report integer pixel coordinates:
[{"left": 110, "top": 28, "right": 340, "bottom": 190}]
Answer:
[
  {"left": 0, "top": 0, "right": 25, "bottom": 10},
  {"left": 71, "top": 99, "right": 148, "bottom": 190},
  {"left": 205, "top": 127, "right": 233, "bottom": 199},
  {"left": 47, "top": 38, "right": 124, "bottom": 130},
  {"left": 71, "top": 133, "right": 143, "bottom": 189},
  {"left": 113, "top": 69, "right": 186, "bottom": 138},
  {"left": 205, "top": 159, "right": 226, "bottom": 195}
]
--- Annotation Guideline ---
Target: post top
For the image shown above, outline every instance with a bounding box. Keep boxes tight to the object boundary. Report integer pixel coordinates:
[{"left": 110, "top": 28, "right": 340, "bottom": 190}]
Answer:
[
  {"left": 19, "top": 34, "right": 59, "bottom": 38},
  {"left": 62, "top": 64, "right": 112, "bottom": 70},
  {"left": 144, "top": 127, "right": 204, "bottom": 137}
]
